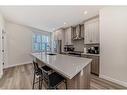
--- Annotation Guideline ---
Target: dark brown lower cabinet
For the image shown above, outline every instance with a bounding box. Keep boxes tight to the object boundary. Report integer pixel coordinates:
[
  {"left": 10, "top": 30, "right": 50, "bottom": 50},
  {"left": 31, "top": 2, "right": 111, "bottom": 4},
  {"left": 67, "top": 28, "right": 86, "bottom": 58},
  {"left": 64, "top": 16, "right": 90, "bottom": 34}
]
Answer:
[{"left": 82, "top": 55, "right": 99, "bottom": 76}]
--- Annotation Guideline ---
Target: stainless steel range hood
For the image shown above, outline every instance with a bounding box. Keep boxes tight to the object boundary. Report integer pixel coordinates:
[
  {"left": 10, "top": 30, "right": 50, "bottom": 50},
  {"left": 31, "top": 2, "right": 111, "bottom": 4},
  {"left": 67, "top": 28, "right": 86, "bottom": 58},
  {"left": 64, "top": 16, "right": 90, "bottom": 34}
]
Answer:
[{"left": 73, "top": 24, "right": 84, "bottom": 40}]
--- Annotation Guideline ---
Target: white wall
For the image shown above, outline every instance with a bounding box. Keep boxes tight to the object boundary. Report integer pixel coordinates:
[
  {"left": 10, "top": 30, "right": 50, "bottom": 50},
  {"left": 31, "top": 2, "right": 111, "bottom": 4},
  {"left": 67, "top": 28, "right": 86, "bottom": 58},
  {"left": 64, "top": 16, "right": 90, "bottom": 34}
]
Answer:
[
  {"left": 4, "top": 22, "right": 51, "bottom": 68},
  {"left": 100, "top": 7, "right": 127, "bottom": 87},
  {"left": 5, "top": 22, "right": 33, "bottom": 68},
  {"left": 0, "top": 13, "right": 5, "bottom": 78}
]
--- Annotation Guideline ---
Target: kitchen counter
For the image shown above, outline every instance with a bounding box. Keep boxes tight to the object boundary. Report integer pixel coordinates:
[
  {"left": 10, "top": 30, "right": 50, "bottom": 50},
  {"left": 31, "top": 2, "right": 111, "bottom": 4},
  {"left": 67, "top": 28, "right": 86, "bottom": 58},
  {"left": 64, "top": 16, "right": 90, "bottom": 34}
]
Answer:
[
  {"left": 31, "top": 52, "right": 92, "bottom": 89},
  {"left": 81, "top": 53, "right": 100, "bottom": 56},
  {"left": 62, "top": 51, "right": 100, "bottom": 57},
  {"left": 31, "top": 52, "right": 92, "bottom": 79}
]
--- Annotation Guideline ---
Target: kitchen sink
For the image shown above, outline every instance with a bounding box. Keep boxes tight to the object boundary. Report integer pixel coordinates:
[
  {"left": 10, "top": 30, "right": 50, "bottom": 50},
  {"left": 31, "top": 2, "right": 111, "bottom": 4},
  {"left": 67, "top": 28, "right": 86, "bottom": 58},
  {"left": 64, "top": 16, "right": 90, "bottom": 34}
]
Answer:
[{"left": 47, "top": 53, "right": 57, "bottom": 55}]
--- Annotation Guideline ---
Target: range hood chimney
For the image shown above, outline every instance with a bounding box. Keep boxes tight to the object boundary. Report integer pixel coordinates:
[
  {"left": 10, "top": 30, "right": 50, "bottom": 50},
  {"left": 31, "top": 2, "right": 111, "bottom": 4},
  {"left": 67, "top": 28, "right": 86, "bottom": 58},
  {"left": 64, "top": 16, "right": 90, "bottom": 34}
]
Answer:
[{"left": 73, "top": 24, "right": 84, "bottom": 40}]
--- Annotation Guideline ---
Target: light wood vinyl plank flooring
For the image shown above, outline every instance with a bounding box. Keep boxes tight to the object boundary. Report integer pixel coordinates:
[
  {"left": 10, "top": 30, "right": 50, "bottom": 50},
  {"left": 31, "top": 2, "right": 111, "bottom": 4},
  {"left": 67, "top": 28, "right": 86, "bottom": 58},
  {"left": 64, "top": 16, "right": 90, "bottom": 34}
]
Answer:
[{"left": 0, "top": 63, "right": 126, "bottom": 89}]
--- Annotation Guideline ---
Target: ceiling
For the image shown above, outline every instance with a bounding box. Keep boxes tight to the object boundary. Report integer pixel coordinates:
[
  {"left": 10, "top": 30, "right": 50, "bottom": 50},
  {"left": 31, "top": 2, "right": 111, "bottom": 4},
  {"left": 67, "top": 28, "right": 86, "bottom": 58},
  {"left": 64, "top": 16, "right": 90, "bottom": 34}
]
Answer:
[{"left": 0, "top": 6, "right": 104, "bottom": 32}]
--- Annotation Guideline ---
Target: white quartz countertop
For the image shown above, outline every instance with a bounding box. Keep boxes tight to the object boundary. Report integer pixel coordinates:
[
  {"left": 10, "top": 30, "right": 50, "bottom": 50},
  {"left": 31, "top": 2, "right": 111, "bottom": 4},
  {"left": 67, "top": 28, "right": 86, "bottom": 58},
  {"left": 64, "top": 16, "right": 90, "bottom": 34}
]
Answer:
[{"left": 31, "top": 52, "right": 92, "bottom": 79}]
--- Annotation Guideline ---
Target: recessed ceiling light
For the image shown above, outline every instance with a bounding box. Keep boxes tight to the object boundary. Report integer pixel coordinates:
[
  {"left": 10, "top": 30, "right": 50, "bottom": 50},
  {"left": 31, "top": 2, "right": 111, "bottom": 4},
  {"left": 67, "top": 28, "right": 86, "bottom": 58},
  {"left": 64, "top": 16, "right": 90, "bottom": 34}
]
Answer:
[
  {"left": 84, "top": 11, "right": 88, "bottom": 15},
  {"left": 64, "top": 22, "right": 66, "bottom": 25}
]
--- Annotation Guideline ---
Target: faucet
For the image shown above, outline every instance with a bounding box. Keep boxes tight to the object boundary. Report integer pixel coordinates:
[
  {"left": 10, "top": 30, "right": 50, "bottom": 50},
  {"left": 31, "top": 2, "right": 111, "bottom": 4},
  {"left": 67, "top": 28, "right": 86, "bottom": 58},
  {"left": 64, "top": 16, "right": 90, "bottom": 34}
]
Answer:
[{"left": 45, "top": 43, "right": 47, "bottom": 54}]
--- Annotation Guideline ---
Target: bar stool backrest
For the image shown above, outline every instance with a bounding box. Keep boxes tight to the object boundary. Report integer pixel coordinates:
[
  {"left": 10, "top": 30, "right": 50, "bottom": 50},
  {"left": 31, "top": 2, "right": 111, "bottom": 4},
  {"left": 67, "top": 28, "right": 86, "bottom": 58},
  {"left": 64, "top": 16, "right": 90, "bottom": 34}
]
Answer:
[
  {"left": 42, "top": 69, "right": 50, "bottom": 83},
  {"left": 33, "top": 61, "right": 40, "bottom": 74}
]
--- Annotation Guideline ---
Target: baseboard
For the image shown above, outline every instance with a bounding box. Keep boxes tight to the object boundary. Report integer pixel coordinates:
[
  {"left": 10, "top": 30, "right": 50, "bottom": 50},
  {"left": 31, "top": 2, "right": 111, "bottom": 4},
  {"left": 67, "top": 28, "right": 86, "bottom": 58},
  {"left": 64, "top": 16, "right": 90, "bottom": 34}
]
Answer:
[
  {"left": 3, "top": 61, "right": 32, "bottom": 69},
  {"left": 99, "top": 74, "right": 127, "bottom": 88}
]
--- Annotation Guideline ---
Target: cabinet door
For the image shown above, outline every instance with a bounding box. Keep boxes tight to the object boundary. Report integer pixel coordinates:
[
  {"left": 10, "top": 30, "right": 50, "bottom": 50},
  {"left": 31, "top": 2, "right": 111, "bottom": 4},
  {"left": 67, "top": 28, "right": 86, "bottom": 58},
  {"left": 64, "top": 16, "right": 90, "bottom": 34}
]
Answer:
[
  {"left": 80, "top": 24, "right": 84, "bottom": 38},
  {"left": 83, "top": 55, "right": 99, "bottom": 76},
  {"left": 95, "top": 56, "right": 99, "bottom": 75},
  {"left": 64, "top": 30, "right": 68, "bottom": 45},
  {"left": 91, "top": 56, "right": 99, "bottom": 75},
  {"left": 84, "top": 55, "right": 96, "bottom": 74},
  {"left": 65, "top": 27, "right": 72, "bottom": 45},
  {"left": 84, "top": 18, "right": 99, "bottom": 44},
  {"left": 67, "top": 28, "right": 72, "bottom": 45},
  {"left": 57, "top": 29, "right": 64, "bottom": 40},
  {"left": 72, "top": 27, "right": 76, "bottom": 39},
  {"left": 96, "top": 20, "right": 99, "bottom": 43},
  {"left": 91, "top": 56, "right": 96, "bottom": 74},
  {"left": 57, "top": 30, "right": 61, "bottom": 40},
  {"left": 60, "top": 30, "right": 65, "bottom": 52},
  {"left": 53, "top": 29, "right": 65, "bottom": 52},
  {"left": 91, "top": 20, "right": 99, "bottom": 43},
  {"left": 84, "top": 23, "right": 92, "bottom": 44}
]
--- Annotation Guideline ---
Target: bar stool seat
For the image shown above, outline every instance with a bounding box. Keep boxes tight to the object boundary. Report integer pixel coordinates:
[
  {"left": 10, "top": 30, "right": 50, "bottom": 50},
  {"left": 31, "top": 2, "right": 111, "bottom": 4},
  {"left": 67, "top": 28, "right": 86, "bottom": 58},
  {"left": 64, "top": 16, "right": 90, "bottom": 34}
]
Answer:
[
  {"left": 42, "top": 68, "right": 67, "bottom": 89},
  {"left": 32, "top": 61, "right": 52, "bottom": 89},
  {"left": 41, "top": 66, "right": 52, "bottom": 72},
  {"left": 48, "top": 72, "right": 66, "bottom": 88}
]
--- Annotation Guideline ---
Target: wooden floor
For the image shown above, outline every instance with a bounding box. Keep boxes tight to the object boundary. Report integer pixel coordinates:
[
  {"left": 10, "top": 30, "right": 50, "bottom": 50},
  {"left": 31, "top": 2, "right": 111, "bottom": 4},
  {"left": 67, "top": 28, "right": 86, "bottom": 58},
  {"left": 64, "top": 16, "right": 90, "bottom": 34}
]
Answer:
[{"left": 0, "top": 63, "right": 126, "bottom": 89}]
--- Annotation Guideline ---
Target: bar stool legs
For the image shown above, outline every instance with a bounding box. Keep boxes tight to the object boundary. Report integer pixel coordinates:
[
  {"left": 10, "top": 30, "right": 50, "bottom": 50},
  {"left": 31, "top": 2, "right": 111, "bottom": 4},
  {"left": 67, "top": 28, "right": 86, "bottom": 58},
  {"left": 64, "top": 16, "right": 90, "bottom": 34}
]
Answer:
[
  {"left": 32, "top": 72, "right": 35, "bottom": 89},
  {"left": 32, "top": 71, "right": 43, "bottom": 89},
  {"left": 39, "top": 75, "right": 43, "bottom": 89},
  {"left": 65, "top": 80, "right": 67, "bottom": 89}
]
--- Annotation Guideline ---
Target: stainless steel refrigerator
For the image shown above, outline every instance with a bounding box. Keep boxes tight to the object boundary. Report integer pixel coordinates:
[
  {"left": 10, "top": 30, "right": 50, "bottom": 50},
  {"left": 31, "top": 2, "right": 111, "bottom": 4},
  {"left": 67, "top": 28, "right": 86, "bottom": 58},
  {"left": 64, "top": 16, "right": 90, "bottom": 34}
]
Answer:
[{"left": 53, "top": 40, "right": 62, "bottom": 54}]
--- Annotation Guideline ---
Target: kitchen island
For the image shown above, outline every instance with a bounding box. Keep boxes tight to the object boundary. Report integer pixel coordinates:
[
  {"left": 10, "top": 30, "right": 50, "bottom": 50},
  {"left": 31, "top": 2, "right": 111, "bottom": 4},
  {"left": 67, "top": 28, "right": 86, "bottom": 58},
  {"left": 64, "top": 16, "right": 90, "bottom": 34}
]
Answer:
[{"left": 31, "top": 52, "right": 92, "bottom": 89}]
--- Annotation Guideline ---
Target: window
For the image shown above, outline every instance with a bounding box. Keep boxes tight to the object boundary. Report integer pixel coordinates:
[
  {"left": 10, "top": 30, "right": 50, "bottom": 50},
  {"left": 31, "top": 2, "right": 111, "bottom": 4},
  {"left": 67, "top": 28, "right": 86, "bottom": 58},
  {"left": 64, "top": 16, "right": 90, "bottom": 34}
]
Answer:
[{"left": 32, "top": 33, "right": 51, "bottom": 52}]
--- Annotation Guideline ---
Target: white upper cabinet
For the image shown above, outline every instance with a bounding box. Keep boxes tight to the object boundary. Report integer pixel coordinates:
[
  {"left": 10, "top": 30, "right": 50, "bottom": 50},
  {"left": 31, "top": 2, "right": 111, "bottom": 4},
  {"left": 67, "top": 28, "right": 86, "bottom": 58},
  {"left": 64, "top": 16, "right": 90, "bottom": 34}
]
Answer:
[
  {"left": 52, "top": 31, "right": 57, "bottom": 41},
  {"left": 52, "top": 29, "right": 65, "bottom": 52},
  {"left": 84, "top": 18, "right": 99, "bottom": 44},
  {"left": 53, "top": 29, "right": 64, "bottom": 41},
  {"left": 64, "top": 27, "right": 73, "bottom": 45},
  {"left": 64, "top": 29, "right": 68, "bottom": 45}
]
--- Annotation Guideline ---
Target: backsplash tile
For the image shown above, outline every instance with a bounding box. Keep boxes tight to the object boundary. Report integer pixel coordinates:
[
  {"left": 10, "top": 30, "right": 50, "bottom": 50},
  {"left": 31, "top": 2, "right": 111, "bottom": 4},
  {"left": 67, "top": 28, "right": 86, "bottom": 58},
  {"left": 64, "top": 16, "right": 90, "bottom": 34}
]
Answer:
[{"left": 72, "top": 40, "right": 84, "bottom": 51}]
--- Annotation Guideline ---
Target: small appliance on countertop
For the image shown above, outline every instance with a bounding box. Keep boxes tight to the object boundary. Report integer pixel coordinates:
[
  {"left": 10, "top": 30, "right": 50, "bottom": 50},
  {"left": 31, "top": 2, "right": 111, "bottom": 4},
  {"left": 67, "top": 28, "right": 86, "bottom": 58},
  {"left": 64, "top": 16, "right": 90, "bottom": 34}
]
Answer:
[
  {"left": 87, "top": 46, "right": 99, "bottom": 54},
  {"left": 67, "top": 51, "right": 84, "bottom": 57},
  {"left": 64, "top": 45, "right": 75, "bottom": 52}
]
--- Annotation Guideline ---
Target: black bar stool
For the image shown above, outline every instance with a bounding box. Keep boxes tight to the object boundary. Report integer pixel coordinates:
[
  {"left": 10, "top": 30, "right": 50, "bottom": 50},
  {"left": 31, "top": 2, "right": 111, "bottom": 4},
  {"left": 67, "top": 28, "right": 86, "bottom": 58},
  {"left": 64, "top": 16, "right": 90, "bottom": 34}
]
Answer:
[
  {"left": 41, "top": 67, "right": 67, "bottom": 89},
  {"left": 32, "top": 61, "right": 52, "bottom": 89}
]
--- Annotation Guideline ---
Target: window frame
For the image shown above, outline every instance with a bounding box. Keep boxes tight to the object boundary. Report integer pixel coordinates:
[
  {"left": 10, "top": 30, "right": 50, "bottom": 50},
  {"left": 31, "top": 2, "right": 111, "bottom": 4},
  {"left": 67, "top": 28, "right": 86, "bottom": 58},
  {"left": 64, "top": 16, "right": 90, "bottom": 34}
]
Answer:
[{"left": 32, "top": 33, "right": 51, "bottom": 52}]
